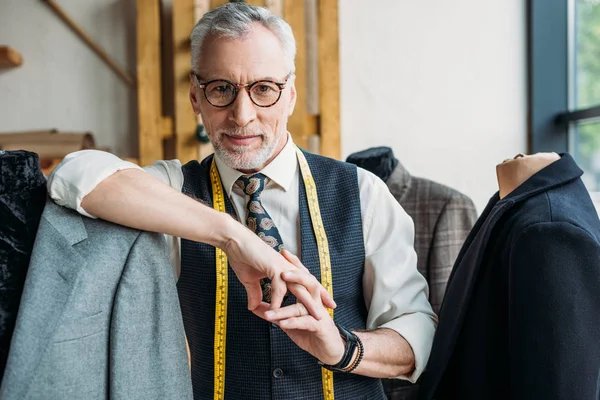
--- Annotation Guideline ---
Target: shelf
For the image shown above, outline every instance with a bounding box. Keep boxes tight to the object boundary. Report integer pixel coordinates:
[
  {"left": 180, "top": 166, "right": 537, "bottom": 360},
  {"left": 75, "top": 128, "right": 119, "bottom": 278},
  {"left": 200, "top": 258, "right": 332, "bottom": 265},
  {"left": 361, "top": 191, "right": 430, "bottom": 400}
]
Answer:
[{"left": 0, "top": 46, "right": 23, "bottom": 67}]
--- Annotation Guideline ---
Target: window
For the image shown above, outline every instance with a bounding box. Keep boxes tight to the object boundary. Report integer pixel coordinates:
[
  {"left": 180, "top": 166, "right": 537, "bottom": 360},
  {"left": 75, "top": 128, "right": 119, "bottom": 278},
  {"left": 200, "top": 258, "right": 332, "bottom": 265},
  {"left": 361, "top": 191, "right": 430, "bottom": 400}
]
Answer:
[{"left": 528, "top": 0, "right": 600, "bottom": 192}]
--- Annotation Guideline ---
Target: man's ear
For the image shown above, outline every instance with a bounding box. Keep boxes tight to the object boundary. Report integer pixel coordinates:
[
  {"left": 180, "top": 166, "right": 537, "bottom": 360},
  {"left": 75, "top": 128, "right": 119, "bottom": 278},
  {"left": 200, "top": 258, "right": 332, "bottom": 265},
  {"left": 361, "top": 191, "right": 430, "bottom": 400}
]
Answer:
[
  {"left": 189, "top": 74, "right": 201, "bottom": 115},
  {"left": 287, "top": 73, "right": 297, "bottom": 117}
]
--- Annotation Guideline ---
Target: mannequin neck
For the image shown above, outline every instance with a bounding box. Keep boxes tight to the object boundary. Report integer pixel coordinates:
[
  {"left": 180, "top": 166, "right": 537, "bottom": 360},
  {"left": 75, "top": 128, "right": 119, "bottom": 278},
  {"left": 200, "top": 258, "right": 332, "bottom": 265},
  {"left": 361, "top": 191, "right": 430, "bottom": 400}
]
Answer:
[{"left": 496, "top": 152, "right": 561, "bottom": 198}]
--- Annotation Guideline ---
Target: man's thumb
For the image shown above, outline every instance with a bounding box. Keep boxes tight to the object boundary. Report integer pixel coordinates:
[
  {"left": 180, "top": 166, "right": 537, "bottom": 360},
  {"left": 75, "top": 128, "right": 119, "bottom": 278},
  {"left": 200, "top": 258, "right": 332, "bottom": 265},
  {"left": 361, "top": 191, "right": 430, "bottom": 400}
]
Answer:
[{"left": 246, "top": 283, "right": 263, "bottom": 311}]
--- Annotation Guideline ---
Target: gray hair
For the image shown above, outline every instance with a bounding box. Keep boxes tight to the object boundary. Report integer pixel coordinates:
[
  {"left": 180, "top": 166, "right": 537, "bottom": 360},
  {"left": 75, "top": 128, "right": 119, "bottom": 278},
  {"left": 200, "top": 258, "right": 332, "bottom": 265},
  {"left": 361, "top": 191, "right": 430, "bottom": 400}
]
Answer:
[{"left": 190, "top": 3, "right": 296, "bottom": 73}]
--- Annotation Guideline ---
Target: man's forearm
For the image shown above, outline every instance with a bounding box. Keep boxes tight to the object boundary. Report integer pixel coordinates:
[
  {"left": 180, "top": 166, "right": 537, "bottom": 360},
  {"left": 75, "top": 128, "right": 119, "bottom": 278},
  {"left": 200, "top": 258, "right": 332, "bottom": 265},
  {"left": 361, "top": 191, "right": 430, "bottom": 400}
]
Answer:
[
  {"left": 352, "top": 328, "right": 415, "bottom": 379},
  {"left": 81, "top": 169, "right": 236, "bottom": 248}
]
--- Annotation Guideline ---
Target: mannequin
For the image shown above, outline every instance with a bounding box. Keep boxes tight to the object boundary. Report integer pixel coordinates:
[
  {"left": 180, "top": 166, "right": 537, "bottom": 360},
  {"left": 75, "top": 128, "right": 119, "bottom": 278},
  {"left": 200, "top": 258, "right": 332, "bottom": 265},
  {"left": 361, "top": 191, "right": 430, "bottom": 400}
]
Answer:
[
  {"left": 346, "top": 146, "right": 398, "bottom": 182},
  {"left": 421, "top": 153, "right": 600, "bottom": 400},
  {"left": 346, "top": 147, "right": 477, "bottom": 312},
  {"left": 0, "top": 150, "right": 46, "bottom": 378}
]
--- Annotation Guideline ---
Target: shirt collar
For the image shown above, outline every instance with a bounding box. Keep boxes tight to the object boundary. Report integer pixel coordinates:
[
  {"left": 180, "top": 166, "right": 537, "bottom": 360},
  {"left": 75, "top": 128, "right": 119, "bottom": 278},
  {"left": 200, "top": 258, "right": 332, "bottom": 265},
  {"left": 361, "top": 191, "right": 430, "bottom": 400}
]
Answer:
[{"left": 214, "top": 133, "right": 298, "bottom": 196}]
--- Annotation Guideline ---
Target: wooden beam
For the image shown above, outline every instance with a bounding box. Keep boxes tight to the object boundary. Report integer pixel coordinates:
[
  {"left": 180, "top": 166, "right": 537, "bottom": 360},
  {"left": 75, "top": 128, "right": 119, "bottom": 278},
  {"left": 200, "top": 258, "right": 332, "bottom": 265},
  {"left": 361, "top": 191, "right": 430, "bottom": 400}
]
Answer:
[
  {"left": 210, "top": 0, "right": 228, "bottom": 7},
  {"left": 173, "top": 0, "right": 199, "bottom": 163},
  {"left": 244, "top": 0, "right": 265, "bottom": 6},
  {"left": 43, "top": 0, "right": 134, "bottom": 87},
  {"left": 265, "top": 0, "right": 283, "bottom": 15},
  {"left": 161, "top": 116, "right": 174, "bottom": 139},
  {"left": 284, "top": 0, "right": 308, "bottom": 149},
  {"left": 189, "top": 0, "right": 216, "bottom": 162},
  {"left": 137, "top": 0, "right": 164, "bottom": 165},
  {"left": 0, "top": 46, "right": 22, "bottom": 67},
  {"left": 318, "top": 0, "right": 340, "bottom": 159},
  {"left": 306, "top": 114, "right": 319, "bottom": 136},
  {"left": 304, "top": 0, "right": 319, "bottom": 115}
]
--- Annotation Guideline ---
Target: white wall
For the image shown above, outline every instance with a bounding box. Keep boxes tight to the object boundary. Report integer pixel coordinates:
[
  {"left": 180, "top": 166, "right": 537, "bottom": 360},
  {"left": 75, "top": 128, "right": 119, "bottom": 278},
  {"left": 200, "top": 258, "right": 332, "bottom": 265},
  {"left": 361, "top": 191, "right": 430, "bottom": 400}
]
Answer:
[
  {"left": 0, "top": 0, "right": 137, "bottom": 157},
  {"left": 339, "top": 0, "right": 527, "bottom": 212}
]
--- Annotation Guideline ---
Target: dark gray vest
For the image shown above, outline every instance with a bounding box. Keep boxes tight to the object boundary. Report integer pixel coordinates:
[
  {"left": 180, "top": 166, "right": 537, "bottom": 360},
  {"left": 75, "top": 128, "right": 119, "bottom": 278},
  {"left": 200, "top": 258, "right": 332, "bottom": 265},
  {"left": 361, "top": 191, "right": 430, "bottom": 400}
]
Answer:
[{"left": 178, "top": 151, "right": 386, "bottom": 400}]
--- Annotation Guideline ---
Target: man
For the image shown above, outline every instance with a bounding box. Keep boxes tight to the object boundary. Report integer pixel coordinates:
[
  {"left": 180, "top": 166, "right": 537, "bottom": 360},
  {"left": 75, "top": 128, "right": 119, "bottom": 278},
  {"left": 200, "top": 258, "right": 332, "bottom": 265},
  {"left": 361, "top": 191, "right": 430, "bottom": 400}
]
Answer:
[{"left": 48, "top": 3, "right": 436, "bottom": 399}]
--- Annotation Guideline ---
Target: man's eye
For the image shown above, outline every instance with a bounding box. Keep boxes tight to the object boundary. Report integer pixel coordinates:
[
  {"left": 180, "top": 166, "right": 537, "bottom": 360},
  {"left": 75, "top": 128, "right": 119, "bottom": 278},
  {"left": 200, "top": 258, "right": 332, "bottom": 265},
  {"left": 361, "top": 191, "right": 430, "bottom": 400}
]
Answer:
[{"left": 253, "top": 84, "right": 276, "bottom": 94}]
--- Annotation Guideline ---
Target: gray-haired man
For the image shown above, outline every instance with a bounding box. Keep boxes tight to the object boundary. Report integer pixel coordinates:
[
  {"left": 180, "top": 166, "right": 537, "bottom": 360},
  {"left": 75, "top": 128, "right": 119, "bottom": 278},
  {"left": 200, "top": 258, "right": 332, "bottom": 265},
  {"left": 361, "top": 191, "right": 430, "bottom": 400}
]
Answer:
[{"left": 48, "top": 3, "right": 436, "bottom": 399}]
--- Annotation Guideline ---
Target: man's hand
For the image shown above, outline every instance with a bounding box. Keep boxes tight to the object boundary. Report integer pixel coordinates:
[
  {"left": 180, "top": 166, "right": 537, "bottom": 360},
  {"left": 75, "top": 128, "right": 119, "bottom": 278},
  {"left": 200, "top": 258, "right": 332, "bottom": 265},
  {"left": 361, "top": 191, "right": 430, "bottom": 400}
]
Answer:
[
  {"left": 256, "top": 250, "right": 417, "bottom": 379},
  {"left": 221, "top": 223, "right": 336, "bottom": 317},
  {"left": 252, "top": 250, "right": 345, "bottom": 366}
]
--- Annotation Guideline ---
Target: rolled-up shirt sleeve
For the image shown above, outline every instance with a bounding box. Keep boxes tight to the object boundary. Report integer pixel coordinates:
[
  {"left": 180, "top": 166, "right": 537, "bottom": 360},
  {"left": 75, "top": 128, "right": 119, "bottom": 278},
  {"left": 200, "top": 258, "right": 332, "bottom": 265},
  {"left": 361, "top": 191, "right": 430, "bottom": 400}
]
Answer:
[
  {"left": 358, "top": 168, "right": 437, "bottom": 383},
  {"left": 47, "top": 150, "right": 143, "bottom": 218},
  {"left": 47, "top": 150, "right": 185, "bottom": 219}
]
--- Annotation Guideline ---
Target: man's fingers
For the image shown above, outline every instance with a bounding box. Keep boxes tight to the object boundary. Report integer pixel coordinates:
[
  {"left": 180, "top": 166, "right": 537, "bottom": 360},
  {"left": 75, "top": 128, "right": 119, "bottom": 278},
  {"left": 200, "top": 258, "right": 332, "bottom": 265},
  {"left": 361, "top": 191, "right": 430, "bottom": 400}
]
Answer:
[
  {"left": 262, "top": 303, "right": 308, "bottom": 322},
  {"left": 281, "top": 270, "right": 319, "bottom": 294},
  {"left": 287, "top": 283, "right": 323, "bottom": 320},
  {"left": 268, "top": 274, "right": 286, "bottom": 310},
  {"left": 251, "top": 302, "right": 273, "bottom": 319},
  {"left": 320, "top": 286, "right": 336, "bottom": 309},
  {"left": 281, "top": 249, "right": 309, "bottom": 273},
  {"left": 278, "top": 316, "right": 319, "bottom": 331},
  {"left": 282, "top": 270, "right": 337, "bottom": 309},
  {"left": 244, "top": 281, "right": 264, "bottom": 311}
]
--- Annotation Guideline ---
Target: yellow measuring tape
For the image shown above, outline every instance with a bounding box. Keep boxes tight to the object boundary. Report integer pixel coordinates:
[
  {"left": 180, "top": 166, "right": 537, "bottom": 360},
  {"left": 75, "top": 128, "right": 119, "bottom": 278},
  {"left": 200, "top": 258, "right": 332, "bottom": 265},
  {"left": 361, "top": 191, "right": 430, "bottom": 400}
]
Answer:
[
  {"left": 210, "top": 160, "right": 228, "bottom": 400},
  {"left": 295, "top": 147, "right": 335, "bottom": 399},
  {"left": 210, "top": 147, "right": 335, "bottom": 400}
]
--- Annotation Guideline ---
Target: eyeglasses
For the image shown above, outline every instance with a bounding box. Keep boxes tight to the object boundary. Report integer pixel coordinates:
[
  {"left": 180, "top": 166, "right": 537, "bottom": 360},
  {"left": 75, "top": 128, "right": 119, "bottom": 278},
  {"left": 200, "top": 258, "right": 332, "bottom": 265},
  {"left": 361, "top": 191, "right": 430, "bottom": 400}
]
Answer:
[{"left": 192, "top": 73, "right": 291, "bottom": 108}]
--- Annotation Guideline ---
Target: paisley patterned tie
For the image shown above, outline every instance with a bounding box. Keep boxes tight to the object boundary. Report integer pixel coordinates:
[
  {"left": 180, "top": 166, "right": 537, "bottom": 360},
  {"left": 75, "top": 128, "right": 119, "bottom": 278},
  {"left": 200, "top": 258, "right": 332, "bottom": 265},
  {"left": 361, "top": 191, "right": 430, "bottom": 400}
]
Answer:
[{"left": 236, "top": 173, "right": 284, "bottom": 302}]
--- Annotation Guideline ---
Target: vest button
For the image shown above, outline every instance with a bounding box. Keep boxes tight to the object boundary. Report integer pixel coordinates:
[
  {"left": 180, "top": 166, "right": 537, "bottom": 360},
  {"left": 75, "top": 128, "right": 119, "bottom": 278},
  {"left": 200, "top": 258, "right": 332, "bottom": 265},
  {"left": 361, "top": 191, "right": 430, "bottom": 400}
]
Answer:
[
  {"left": 271, "top": 323, "right": 278, "bottom": 329},
  {"left": 272, "top": 368, "right": 283, "bottom": 378}
]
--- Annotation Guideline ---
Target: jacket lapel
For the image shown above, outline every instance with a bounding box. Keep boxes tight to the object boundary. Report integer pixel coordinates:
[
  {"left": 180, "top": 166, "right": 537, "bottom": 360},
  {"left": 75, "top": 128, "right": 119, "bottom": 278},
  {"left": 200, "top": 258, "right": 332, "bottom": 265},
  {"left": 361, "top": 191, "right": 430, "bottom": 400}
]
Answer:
[
  {"left": 0, "top": 200, "right": 87, "bottom": 399},
  {"left": 421, "top": 196, "right": 513, "bottom": 399}
]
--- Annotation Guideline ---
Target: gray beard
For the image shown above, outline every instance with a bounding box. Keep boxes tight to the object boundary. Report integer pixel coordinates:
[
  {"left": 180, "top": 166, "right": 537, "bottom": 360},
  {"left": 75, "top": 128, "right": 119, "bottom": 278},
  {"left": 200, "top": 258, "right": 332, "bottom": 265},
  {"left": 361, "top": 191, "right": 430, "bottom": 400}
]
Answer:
[{"left": 212, "top": 139, "right": 279, "bottom": 171}]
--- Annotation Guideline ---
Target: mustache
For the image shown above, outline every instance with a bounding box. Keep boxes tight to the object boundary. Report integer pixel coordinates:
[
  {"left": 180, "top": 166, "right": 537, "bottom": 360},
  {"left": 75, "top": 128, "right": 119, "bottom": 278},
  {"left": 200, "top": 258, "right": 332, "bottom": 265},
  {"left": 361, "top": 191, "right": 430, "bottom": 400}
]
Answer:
[{"left": 217, "top": 128, "right": 264, "bottom": 137}]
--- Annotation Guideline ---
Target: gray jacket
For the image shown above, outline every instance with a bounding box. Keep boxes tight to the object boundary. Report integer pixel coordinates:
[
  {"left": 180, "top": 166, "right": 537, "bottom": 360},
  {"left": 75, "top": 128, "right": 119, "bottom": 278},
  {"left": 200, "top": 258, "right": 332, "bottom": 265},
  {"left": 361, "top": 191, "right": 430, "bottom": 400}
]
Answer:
[
  {"left": 0, "top": 200, "right": 193, "bottom": 399},
  {"left": 387, "top": 162, "right": 478, "bottom": 314}
]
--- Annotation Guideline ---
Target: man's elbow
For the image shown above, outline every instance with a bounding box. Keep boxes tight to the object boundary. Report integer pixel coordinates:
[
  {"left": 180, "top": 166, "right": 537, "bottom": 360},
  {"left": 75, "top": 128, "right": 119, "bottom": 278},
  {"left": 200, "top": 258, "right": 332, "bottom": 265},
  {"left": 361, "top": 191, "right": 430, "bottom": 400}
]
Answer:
[{"left": 389, "top": 351, "right": 415, "bottom": 378}]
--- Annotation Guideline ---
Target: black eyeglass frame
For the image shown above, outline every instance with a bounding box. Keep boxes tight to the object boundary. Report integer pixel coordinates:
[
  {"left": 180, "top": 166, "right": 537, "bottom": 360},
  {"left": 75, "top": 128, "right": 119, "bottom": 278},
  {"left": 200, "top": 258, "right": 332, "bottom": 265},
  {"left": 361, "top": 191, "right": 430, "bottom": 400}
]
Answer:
[{"left": 191, "top": 72, "right": 292, "bottom": 108}]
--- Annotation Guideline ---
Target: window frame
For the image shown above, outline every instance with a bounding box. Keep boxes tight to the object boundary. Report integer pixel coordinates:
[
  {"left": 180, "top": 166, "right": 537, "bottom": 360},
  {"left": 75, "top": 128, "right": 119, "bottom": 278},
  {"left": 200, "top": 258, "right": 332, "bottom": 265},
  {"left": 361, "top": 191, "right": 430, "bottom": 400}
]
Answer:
[{"left": 528, "top": 0, "right": 600, "bottom": 153}]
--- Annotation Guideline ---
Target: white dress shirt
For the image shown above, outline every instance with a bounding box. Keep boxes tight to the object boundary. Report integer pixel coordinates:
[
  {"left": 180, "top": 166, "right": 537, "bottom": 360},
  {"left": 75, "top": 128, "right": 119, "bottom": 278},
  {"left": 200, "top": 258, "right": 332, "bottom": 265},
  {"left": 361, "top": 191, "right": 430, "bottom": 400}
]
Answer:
[{"left": 48, "top": 136, "right": 437, "bottom": 382}]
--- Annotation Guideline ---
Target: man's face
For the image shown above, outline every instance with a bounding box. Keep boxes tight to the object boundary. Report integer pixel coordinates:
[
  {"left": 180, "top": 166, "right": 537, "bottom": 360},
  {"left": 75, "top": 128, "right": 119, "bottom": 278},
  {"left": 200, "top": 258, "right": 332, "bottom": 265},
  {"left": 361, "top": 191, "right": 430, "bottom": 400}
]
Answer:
[{"left": 190, "top": 24, "right": 296, "bottom": 172}]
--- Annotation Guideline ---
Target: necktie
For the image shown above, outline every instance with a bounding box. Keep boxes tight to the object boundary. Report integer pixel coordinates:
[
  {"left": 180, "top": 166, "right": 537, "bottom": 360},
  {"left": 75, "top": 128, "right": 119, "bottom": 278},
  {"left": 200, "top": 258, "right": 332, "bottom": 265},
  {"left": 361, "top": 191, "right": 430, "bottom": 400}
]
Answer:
[{"left": 236, "top": 173, "right": 284, "bottom": 302}]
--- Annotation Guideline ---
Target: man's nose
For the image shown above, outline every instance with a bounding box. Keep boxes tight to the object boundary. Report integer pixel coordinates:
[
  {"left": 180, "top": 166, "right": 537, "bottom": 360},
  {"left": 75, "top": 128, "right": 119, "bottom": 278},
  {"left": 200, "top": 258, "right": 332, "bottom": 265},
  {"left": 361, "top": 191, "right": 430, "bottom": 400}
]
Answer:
[{"left": 228, "top": 89, "right": 257, "bottom": 127}]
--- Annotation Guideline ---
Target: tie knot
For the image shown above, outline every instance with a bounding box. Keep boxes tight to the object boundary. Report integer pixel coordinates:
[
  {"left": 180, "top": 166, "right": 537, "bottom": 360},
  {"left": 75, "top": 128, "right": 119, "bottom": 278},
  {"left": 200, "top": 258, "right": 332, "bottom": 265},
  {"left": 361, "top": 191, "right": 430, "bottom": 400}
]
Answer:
[{"left": 236, "top": 173, "right": 267, "bottom": 197}]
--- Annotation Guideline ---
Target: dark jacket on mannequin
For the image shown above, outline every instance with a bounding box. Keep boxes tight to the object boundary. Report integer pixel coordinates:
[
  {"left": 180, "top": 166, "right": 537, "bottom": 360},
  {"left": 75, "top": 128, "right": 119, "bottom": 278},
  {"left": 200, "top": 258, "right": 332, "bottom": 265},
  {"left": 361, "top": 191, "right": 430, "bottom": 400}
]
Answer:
[
  {"left": 0, "top": 150, "right": 46, "bottom": 378},
  {"left": 420, "top": 153, "right": 600, "bottom": 400}
]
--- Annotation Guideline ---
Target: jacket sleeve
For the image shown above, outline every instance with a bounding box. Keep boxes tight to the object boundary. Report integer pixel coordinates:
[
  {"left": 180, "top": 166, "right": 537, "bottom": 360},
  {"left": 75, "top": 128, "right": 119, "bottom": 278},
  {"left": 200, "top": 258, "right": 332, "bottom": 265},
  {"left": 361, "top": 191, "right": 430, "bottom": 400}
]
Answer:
[
  {"left": 509, "top": 222, "right": 600, "bottom": 400},
  {"left": 428, "top": 194, "right": 477, "bottom": 313},
  {"left": 109, "top": 230, "right": 193, "bottom": 400}
]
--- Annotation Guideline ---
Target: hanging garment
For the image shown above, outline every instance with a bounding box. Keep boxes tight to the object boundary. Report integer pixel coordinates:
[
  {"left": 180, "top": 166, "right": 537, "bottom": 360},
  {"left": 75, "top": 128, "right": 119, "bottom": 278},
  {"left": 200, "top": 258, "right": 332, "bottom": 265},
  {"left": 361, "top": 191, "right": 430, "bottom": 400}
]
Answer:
[
  {"left": 347, "top": 147, "right": 478, "bottom": 313},
  {"left": 0, "top": 199, "right": 193, "bottom": 399},
  {"left": 420, "top": 153, "right": 600, "bottom": 400},
  {"left": 0, "top": 150, "right": 46, "bottom": 380}
]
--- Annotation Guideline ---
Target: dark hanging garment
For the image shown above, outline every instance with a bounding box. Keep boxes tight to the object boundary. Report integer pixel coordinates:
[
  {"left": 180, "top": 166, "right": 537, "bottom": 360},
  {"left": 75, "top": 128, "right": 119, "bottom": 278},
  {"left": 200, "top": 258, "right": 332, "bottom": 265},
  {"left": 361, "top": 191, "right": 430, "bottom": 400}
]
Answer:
[
  {"left": 0, "top": 150, "right": 46, "bottom": 378},
  {"left": 420, "top": 154, "right": 600, "bottom": 400}
]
